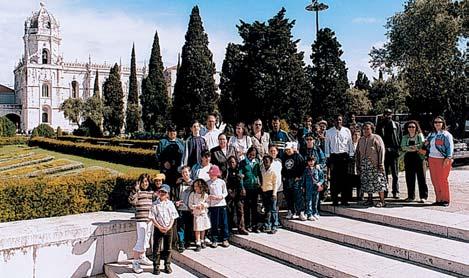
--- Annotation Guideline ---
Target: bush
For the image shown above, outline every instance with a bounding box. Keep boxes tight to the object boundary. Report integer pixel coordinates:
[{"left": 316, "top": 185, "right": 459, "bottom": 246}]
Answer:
[
  {"left": 130, "top": 131, "right": 164, "bottom": 140},
  {"left": 73, "top": 118, "right": 103, "bottom": 138},
  {"left": 0, "top": 117, "right": 16, "bottom": 137},
  {"left": 32, "top": 124, "right": 55, "bottom": 138},
  {"left": 0, "top": 169, "right": 137, "bottom": 222},
  {"left": 0, "top": 136, "right": 28, "bottom": 146},
  {"left": 56, "top": 135, "right": 158, "bottom": 150},
  {"left": 29, "top": 137, "right": 157, "bottom": 168}
]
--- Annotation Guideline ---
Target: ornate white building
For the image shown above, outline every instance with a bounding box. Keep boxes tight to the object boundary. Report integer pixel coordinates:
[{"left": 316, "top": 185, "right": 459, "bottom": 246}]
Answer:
[{"left": 7, "top": 3, "right": 146, "bottom": 132}]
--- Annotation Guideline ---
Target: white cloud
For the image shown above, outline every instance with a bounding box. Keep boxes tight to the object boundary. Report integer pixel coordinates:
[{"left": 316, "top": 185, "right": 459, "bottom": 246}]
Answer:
[
  {"left": 352, "top": 17, "right": 379, "bottom": 24},
  {"left": 0, "top": 0, "right": 230, "bottom": 86}
]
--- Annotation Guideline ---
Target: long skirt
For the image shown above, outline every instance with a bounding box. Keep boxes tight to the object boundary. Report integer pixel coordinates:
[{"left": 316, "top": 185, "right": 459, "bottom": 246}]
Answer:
[{"left": 360, "top": 158, "right": 388, "bottom": 194}]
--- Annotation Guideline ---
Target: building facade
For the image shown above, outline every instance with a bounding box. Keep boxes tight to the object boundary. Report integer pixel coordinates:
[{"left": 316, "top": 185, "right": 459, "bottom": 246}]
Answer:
[{"left": 11, "top": 3, "right": 146, "bottom": 132}]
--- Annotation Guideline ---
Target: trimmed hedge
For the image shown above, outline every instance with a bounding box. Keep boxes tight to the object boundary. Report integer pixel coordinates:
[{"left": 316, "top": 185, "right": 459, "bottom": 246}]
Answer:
[
  {"left": 0, "top": 136, "right": 28, "bottom": 146},
  {"left": 29, "top": 137, "right": 157, "bottom": 168},
  {"left": 56, "top": 135, "right": 158, "bottom": 150},
  {"left": 0, "top": 169, "right": 135, "bottom": 222},
  {"left": 32, "top": 124, "right": 55, "bottom": 138},
  {"left": 0, "top": 117, "right": 16, "bottom": 137}
]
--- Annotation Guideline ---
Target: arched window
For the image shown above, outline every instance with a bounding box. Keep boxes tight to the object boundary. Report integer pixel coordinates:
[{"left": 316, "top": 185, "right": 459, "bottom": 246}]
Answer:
[
  {"left": 41, "top": 106, "right": 50, "bottom": 123},
  {"left": 42, "top": 83, "right": 49, "bottom": 97},
  {"left": 42, "top": 49, "right": 50, "bottom": 64},
  {"left": 72, "top": 81, "right": 79, "bottom": 98}
]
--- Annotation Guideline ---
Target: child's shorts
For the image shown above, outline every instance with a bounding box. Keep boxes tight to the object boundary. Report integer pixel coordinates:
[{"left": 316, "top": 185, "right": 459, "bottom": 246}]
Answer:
[{"left": 133, "top": 221, "right": 153, "bottom": 252}]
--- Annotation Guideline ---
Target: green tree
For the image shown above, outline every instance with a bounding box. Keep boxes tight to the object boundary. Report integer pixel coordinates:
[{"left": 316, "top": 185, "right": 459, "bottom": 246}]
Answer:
[
  {"left": 0, "top": 116, "right": 16, "bottom": 137},
  {"left": 230, "top": 8, "right": 310, "bottom": 123},
  {"left": 368, "top": 75, "right": 409, "bottom": 114},
  {"left": 103, "top": 63, "right": 124, "bottom": 135},
  {"left": 219, "top": 43, "right": 244, "bottom": 124},
  {"left": 126, "top": 44, "right": 141, "bottom": 133},
  {"left": 307, "top": 28, "right": 349, "bottom": 121},
  {"left": 172, "top": 6, "right": 217, "bottom": 128},
  {"left": 60, "top": 98, "right": 84, "bottom": 125},
  {"left": 345, "top": 87, "right": 372, "bottom": 115},
  {"left": 354, "top": 71, "right": 371, "bottom": 91},
  {"left": 370, "top": 0, "right": 467, "bottom": 134},
  {"left": 83, "top": 70, "right": 103, "bottom": 129},
  {"left": 141, "top": 31, "right": 169, "bottom": 133},
  {"left": 93, "top": 69, "right": 100, "bottom": 97}
]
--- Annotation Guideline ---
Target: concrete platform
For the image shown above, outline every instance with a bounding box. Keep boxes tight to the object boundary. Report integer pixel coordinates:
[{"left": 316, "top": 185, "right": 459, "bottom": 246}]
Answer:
[
  {"left": 231, "top": 230, "right": 455, "bottom": 278},
  {"left": 104, "top": 260, "right": 197, "bottom": 278},
  {"left": 282, "top": 215, "right": 469, "bottom": 276},
  {"left": 321, "top": 204, "right": 469, "bottom": 242},
  {"left": 173, "top": 244, "right": 313, "bottom": 278}
]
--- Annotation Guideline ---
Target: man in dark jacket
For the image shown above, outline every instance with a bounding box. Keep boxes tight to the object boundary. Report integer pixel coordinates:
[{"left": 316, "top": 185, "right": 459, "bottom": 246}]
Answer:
[
  {"left": 210, "top": 133, "right": 236, "bottom": 178},
  {"left": 157, "top": 125, "right": 185, "bottom": 187},
  {"left": 376, "top": 109, "right": 402, "bottom": 199}
]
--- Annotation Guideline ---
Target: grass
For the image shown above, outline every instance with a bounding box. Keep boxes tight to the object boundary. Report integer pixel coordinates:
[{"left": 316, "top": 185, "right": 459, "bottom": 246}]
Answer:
[
  {"left": 0, "top": 153, "right": 49, "bottom": 168},
  {"left": 0, "top": 159, "right": 76, "bottom": 176},
  {"left": 0, "top": 145, "right": 159, "bottom": 175}
]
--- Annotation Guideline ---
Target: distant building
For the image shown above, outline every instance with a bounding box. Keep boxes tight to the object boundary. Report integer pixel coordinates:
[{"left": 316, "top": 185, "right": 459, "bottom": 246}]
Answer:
[{"left": 5, "top": 3, "right": 146, "bottom": 132}]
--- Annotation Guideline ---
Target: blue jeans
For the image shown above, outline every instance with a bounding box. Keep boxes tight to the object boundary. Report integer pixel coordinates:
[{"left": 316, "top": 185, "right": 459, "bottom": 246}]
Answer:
[
  {"left": 209, "top": 206, "right": 229, "bottom": 243},
  {"left": 284, "top": 178, "right": 304, "bottom": 215},
  {"left": 261, "top": 190, "right": 278, "bottom": 230},
  {"left": 305, "top": 185, "right": 319, "bottom": 217},
  {"left": 177, "top": 210, "right": 193, "bottom": 245}
]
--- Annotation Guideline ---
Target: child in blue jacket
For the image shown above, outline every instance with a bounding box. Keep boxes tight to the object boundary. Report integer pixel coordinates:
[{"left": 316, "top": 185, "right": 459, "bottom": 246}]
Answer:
[{"left": 302, "top": 156, "right": 324, "bottom": 220}]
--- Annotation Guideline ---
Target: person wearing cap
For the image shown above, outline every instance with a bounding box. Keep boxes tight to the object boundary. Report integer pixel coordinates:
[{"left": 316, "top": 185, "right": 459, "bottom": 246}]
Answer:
[
  {"left": 207, "top": 165, "right": 230, "bottom": 248},
  {"left": 157, "top": 125, "right": 185, "bottom": 188},
  {"left": 376, "top": 109, "right": 402, "bottom": 199},
  {"left": 270, "top": 116, "right": 291, "bottom": 158},
  {"left": 154, "top": 173, "right": 166, "bottom": 192},
  {"left": 325, "top": 115, "right": 354, "bottom": 206},
  {"left": 150, "top": 184, "right": 179, "bottom": 275},
  {"left": 282, "top": 141, "right": 306, "bottom": 220}
]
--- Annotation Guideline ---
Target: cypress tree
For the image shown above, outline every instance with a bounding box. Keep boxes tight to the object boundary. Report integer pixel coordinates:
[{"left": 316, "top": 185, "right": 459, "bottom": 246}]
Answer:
[
  {"left": 103, "top": 63, "right": 124, "bottom": 135},
  {"left": 126, "top": 44, "right": 140, "bottom": 133},
  {"left": 172, "top": 5, "right": 217, "bottom": 128},
  {"left": 93, "top": 70, "right": 100, "bottom": 97},
  {"left": 141, "top": 30, "right": 169, "bottom": 133},
  {"left": 83, "top": 70, "right": 103, "bottom": 130},
  {"left": 307, "top": 28, "right": 349, "bottom": 121}
]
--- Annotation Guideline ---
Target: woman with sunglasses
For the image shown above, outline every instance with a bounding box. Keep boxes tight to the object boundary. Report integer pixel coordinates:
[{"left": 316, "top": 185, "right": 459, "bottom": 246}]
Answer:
[
  {"left": 424, "top": 116, "right": 454, "bottom": 206},
  {"left": 401, "top": 120, "right": 428, "bottom": 203}
]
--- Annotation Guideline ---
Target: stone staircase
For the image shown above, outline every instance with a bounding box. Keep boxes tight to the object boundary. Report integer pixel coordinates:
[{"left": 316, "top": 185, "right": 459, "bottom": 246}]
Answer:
[{"left": 105, "top": 204, "right": 469, "bottom": 278}]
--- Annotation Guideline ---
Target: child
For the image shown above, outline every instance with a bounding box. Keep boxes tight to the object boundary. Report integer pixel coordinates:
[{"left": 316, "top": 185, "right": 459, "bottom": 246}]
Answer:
[
  {"left": 174, "top": 166, "right": 193, "bottom": 253},
  {"left": 150, "top": 184, "right": 179, "bottom": 275},
  {"left": 207, "top": 165, "right": 229, "bottom": 248},
  {"left": 154, "top": 173, "right": 166, "bottom": 191},
  {"left": 183, "top": 120, "right": 208, "bottom": 168},
  {"left": 189, "top": 179, "right": 211, "bottom": 252},
  {"left": 238, "top": 147, "right": 262, "bottom": 233},
  {"left": 261, "top": 155, "right": 278, "bottom": 234},
  {"left": 128, "top": 173, "right": 155, "bottom": 274},
  {"left": 301, "top": 156, "right": 324, "bottom": 221},
  {"left": 190, "top": 150, "right": 212, "bottom": 181},
  {"left": 226, "top": 156, "right": 248, "bottom": 235}
]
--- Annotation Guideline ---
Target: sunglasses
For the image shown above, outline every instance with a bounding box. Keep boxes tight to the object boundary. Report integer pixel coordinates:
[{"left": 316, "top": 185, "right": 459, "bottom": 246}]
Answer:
[
  {"left": 408, "top": 126, "right": 416, "bottom": 128},
  {"left": 434, "top": 121, "right": 443, "bottom": 124},
  {"left": 158, "top": 190, "right": 168, "bottom": 194},
  {"left": 306, "top": 138, "right": 314, "bottom": 141},
  {"left": 254, "top": 123, "right": 262, "bottom": 126}
]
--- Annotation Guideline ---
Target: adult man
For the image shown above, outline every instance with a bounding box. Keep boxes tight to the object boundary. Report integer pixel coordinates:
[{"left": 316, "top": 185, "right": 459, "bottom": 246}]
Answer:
[
  {"left": 376, "top": 109, "right": 402, "bottom": 199},
  {"left": 210, "top": 133, "right": 236, "bottom": 178},
  {"left": 201, "top": 113, "right": 223, "bottom": 151},
  {"left": 157, "top": 125, "right": 185, "bottom": 187},
  {"left": 270, "top": 116, "right": 291, "bottom": 158},
  {"left": 251, "top": 119, "right": 270, "bottom": 158},
  {"left": 325, "top": 115, "right": 354, "bottom": 206}
]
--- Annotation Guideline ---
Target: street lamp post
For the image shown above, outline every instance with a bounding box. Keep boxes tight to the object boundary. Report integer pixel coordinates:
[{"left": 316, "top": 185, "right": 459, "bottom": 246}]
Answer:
[{"left": 305, "top": 0, "right": 329, "bottom": 37}]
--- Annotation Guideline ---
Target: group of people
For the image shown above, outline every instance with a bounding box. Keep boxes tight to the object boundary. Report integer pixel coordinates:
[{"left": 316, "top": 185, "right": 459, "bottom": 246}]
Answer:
[{"left": 128, "top": 111, "right": 454, "bottom": 274}]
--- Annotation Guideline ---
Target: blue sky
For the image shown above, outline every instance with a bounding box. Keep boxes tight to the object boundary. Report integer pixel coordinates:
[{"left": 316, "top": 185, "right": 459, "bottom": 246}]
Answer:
[{"left": 0, "top": 0, "right": 407, "bottom": 86}]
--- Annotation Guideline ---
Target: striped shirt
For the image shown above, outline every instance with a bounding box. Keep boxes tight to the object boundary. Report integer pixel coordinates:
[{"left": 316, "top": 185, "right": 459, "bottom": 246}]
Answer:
[{"left": 128, "top": 190, "right": 154, "bottom": 222}]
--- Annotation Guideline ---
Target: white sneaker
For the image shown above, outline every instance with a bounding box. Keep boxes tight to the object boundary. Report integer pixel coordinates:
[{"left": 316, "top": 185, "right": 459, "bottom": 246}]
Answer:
[
  {"left": 292, "top": 214, "right": 299, "bottom": 219},
  {"left": 313, "top": 214, "right": 320, "bottom": 220},
  {"left": 132, "top": 260, "right": 143, "bottom": 274},
  {"left": 285, "top": 211, "right": 293, "bottom": 220},
  {"left": 307, "top": 215, "right": 315, "bottom": 221},
  {"left": 419, "top": 198, "right": 427, "bottom": 204},
  {"left": 138, "top": 256, "right": 152, "bottom": 266},
  {"left": 204, "top": 238, "right": 212, "bottom": 244},
  {"left": 299, "top": 212, "right": 307, "bottom": 221}
]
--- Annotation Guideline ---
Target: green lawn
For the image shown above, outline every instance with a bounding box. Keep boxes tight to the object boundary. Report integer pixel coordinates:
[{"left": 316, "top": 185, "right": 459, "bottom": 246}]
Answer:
[{"left": 0, "top": 145, "right": 159, "bottom": 175}]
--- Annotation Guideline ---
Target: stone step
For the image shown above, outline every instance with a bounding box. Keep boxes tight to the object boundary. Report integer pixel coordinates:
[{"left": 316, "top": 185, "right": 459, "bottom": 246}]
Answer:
[
  {"left": 321, "top": 204, "right": 469, "bottom": 242},
  {"left": 104, "top": 260, "right": 197, "bottom": 278},
  {"left": 173, "top": 243, "right": 314, "bottom": 278},
  {"left": 231, "top": 229, "right": 457, "bottom": 278},
  {"left": 282, "top": 215, "right": 469, "bottom": 276}
]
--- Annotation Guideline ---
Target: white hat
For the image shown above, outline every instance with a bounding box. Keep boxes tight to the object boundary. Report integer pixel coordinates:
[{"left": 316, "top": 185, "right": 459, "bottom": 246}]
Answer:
[{"left": 285, "top": 142, "right": 297, "bottom": 150}]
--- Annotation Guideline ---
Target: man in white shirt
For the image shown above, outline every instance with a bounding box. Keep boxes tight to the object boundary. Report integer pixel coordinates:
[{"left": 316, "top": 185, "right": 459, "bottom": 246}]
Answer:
[
  {"left": 325, "top": 115, "right": 354, "bottom": 206},
  {"left": 201, "top": 113, "right": 224, "bottom": 150}
]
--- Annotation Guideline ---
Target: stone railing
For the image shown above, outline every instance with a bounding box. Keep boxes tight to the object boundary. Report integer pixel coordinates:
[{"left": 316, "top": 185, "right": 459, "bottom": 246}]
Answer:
[{"left": 0, "top": 211, "right": 136, "bottom": 277}]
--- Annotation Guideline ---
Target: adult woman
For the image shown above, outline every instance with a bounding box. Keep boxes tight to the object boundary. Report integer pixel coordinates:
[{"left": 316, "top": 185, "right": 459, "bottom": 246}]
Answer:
[
  {"left": 251, "top": 119, "right": 270, "bottom": 159},
  {"left": 424, "top": 116, "right": 454, "bottom": 206},
  {"left": 401, "top": 120, "right": 428, "bottom": 203},
  {"left": 228, "top": 122, "right": 252, "bottom": 161},
  {"left": 349, "top": 129, "right": 362, "bottom": 201},
  {"left": 356, "top": 122, "right": 387, "bottom": 207}
]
